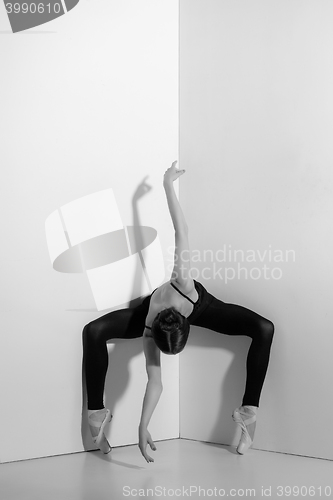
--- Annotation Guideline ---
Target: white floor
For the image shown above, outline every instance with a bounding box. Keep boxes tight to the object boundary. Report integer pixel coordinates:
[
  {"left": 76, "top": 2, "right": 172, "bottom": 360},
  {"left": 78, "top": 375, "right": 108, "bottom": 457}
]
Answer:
[{"left": 1, "top": 439, "right": 332, "bottom": 500}]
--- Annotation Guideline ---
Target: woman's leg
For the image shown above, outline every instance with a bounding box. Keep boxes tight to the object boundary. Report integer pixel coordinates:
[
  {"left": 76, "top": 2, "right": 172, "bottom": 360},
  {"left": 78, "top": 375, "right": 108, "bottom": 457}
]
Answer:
[
  {"left": 82, "top": 303, "right": 148, "bottom": 411},
  {"left": 191, "top": 295, "right": 274, "bottom": 407},
  {"left": 191, "top": 294, "right": 274, "bottom": 453}
]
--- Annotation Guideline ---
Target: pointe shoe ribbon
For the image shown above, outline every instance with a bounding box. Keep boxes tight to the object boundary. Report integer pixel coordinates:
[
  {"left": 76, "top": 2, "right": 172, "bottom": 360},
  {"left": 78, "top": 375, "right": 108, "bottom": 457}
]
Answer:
[
  {"left": 232, "top": 408, "right": 256, "bottom": 455},
  {"left": 88, "top": 409, "right": 113, "bottom": 454}
]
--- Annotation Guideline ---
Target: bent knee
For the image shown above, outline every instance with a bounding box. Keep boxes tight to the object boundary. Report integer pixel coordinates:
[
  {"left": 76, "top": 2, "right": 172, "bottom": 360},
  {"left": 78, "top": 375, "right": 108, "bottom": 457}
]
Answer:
[
  {"left": 82, "top": 323, "right": 91, "bottom": 345},
  {"left": 82, "top": 321, "right": 102, "bottom": 344},
  {"left": 260, "top": 319, "right": 274, "bottom": 342}
]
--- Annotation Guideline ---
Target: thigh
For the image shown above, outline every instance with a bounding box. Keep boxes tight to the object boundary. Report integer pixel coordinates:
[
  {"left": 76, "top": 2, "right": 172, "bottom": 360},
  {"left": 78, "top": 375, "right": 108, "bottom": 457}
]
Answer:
[
  {"left": 88, "top": 299, "right": 149, "bottom": 342},
  {"left": 191, "top": 295, "right": 268, "bottom": 338}
]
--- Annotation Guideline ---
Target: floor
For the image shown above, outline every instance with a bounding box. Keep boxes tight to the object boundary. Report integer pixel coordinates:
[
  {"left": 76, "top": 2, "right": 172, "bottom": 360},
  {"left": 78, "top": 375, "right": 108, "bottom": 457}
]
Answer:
[{"left": 1, "top": 439, "right": 332, "bottom": 500}]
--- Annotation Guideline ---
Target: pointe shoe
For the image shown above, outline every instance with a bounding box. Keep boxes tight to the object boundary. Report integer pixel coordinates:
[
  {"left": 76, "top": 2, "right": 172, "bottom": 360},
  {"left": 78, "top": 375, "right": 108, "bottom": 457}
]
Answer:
[
  {"left": 88, "top": 408, "right": 113, "bottom": 454},
  {"left": 232, "top": 406, "right": 256, "bottom": 455}
]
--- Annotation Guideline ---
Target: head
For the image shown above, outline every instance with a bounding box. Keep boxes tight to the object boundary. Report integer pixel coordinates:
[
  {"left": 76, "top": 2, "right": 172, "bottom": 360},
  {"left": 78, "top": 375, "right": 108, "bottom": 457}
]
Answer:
[{"left": 151, "top": 307, "right": 190, "bottom": 355}]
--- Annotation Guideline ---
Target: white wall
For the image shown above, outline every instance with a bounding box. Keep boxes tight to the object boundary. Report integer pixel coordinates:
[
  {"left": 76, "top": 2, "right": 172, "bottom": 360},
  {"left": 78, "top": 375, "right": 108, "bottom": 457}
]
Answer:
[
  {"left": 3, "top": 0, "right": 333, "bottom": 465},
  {"left": 179, "top": 0, "right": 333, "bottom": 460},
  {"left": 0, "top": 0, "right": 179, "bottom": 463}
]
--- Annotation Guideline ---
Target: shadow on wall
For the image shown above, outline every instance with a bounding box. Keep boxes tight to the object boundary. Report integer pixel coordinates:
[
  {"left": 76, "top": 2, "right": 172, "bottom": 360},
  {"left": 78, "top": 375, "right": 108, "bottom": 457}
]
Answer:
[
  {"left": 81, "top": 177, "right": 154, "bottom": 451},
  {"left": 187, "top": 325, "right": 251, "bottom": 449}
]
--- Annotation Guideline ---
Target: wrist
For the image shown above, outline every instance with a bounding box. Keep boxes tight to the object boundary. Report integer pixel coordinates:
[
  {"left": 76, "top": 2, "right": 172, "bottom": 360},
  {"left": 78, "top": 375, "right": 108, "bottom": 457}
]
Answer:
[{"left": 163, "top": 180, "right": 173, "bottom": 191}]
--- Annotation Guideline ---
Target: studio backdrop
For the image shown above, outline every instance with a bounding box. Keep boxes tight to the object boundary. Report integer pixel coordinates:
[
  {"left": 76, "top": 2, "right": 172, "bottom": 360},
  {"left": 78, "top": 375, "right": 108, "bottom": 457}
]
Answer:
[{"left": 1, "top": 0, "right": 333, "bottom": 464}]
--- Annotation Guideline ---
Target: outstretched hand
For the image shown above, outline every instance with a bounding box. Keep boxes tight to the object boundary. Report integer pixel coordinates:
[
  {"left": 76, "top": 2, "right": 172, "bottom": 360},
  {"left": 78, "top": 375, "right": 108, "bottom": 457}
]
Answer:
[
  {"left": 138, "top": 426, "right": 157, "bottom": 463},
  {"left": 163, "top": 160, "right": 185, "bottom": 186}
]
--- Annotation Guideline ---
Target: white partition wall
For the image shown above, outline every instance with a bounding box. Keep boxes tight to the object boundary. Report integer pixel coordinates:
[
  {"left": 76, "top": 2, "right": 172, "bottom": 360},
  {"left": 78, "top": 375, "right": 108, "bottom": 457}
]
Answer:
[
  {"left": 2, "top": 0, "right": 333, "bottom": 465},
  {"left": 0, "top": 0, "right": 179, "bottom": 463},
  {"left": 179, "top": 0, "right": 333, "bottom": 461}
]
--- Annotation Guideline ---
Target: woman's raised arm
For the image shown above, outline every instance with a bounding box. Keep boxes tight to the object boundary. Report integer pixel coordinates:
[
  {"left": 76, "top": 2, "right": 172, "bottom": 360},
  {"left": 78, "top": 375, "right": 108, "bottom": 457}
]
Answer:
[
  {"left": 164, "top": 162, "right": 194, "bottom": 291},
  {"left": 163, "top": 161, "right": 187, "bottom": 233}
]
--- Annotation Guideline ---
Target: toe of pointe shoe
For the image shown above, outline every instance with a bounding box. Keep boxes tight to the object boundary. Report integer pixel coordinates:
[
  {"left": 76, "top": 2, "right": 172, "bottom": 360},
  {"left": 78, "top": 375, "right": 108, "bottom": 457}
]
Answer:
[
  {"left": 95, "top": 434, "right": 112, "bottom": 454},
  {"left": 90, "top": 411, "right": 113, "bottom": 453},
  {"left": 236, "top": 431, "right": 253, "bottom": 454},
  {"left": 102, "top": 439, "right": 112, "bottom": 455},
  {"left": 236, "top": 440, "right": 252, "bottom": 455}
]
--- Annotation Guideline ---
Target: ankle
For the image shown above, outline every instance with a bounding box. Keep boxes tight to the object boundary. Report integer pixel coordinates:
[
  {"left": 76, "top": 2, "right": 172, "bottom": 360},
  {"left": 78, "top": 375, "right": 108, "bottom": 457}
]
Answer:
[
  {"left": 88, "top": 408, "right": 105, "bottom": 417},
  {"left": 242, "top": 405, "right": 258, "bottom": 414}
]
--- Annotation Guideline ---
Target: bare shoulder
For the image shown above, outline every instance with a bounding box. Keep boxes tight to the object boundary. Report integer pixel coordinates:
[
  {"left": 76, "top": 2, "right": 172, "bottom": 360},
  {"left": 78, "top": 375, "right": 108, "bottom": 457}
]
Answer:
[{"left": 172, "top": 277, "right": 195, "bottom": 294}]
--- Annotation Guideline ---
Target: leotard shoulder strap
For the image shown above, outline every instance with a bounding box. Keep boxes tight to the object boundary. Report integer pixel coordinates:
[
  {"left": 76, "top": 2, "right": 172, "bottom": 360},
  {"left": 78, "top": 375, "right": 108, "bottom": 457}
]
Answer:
[
  {"left": 145, "top": 283, "right": 195, "bottom": 329},
  {"left": 170, "top": 281, "right": 196, "bottom": 305}
]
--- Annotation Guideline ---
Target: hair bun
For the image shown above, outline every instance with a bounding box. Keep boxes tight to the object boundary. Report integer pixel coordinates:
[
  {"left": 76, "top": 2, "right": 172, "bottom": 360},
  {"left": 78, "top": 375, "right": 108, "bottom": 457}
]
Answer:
[{"left": 162, "top": 308, "right": 176, "bottom": 324}]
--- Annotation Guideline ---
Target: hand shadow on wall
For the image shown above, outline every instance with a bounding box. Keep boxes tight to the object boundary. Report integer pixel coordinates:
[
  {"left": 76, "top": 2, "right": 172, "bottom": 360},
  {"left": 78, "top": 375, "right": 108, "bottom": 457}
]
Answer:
[{"left": 81, "top": 176, "right": 154, "bottom": 458}]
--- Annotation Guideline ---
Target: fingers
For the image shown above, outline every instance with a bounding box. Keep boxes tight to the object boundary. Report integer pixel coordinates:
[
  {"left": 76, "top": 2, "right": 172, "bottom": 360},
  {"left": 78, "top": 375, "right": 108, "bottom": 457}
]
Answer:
[
  {"left": 174, "top": 170, "right": 185, "bottom": 180},
  {"left": 166, "top": 167, "right": 185, "bottom": 175},
  {"left": 165, "top": 164, "right": 177, "bottom": 173},
  {"left": 139, "top": 446, "right": 155, "bottom": 463},
  {"left": 163, "top": 162, "right": 185, "bottom": 183},
  {"left": 139, "top": 436, "right": 156, "bottom": 463},
  {"left": 164, "top": 161, "right": 185, "bottom": 173},
  {"left": 144, "top": 452, "right": 154, "bottom": 463},
  {"left": 148, "top": 437, "right": 157, "bottom": 451}
]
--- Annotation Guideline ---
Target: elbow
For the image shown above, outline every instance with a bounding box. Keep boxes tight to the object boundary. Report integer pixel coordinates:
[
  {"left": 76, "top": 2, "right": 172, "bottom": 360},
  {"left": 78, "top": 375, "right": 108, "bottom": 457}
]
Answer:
[
  {"left": 147, "top": 376, "right": 163, "bottom": 392},
  {"left": 155, "top": 380, "right": 163, "bottom": 393}
]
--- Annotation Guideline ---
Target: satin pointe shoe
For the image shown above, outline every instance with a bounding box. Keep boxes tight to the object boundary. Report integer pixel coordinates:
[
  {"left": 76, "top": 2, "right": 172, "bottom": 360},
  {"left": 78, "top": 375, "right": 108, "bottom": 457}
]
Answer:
[
  {"left": 88, "top": 408, "right": 113, "bottom": 454},
  {"left": 232, "top": 406, "right": 257, "bottom": 454}
]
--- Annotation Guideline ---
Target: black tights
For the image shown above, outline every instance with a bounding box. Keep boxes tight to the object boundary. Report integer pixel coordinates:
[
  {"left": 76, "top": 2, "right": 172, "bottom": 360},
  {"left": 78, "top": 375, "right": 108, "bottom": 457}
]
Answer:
[{"left": 82, "top": 294, "right": 274, "bottom": 410}]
